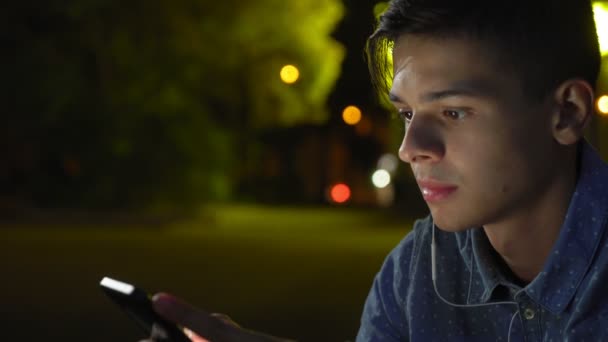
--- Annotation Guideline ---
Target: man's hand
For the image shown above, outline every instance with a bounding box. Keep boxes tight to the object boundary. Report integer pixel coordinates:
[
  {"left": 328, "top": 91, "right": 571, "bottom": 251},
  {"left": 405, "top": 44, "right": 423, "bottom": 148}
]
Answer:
[{"left": 149, "top": 293, "right": 295, "bottom": 342}]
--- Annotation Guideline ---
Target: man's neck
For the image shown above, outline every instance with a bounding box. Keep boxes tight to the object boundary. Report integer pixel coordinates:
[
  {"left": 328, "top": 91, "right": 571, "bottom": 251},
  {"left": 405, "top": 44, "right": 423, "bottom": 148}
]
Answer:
[{"left": 483, "top": 149, "right": 579, "bottom": 284}]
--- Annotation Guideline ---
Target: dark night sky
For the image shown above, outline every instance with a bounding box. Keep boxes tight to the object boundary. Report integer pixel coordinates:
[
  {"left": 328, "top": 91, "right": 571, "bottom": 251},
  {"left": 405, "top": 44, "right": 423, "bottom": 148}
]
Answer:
[{"left": 329, "top": 1, "right": 380, "bottom": 118}]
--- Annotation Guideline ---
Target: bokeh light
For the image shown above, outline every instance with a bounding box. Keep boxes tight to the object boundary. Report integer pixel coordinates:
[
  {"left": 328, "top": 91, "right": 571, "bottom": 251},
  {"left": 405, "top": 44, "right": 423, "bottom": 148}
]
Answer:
[
  {"left": 372, "top": 169, "right": 391, "bottom": 189},
  {"left": 355, "top": 116, "right": 373, "bottom": 136},
  {"left": 330, "top": 183, "right": 351, "bottom": 203},
  {"left": 342, "top": 105, "right": 362, "bottom": 125},
  {"left": 280, "top": 64, "right": 300, "bottom": 84},
  {"left": 377, "top": 154, "right": 399, "bottom": 174},
  {"left": 593, "top": 2, "right": 608, "bottom": 56},
  {"left": 598, "top": 95, "right": 608, "bottom": 115},
  {"left": 63, "top": 157, "right": 81, "bottom": 176},
  {"left": 373, "top": 2, "right": 390, "bottom": 20}
]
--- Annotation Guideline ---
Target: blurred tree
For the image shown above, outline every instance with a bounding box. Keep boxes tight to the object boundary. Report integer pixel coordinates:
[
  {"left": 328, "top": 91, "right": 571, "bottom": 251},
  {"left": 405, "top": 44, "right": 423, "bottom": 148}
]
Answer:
[{"left": 2, "top": 0, "right": 344, "bottom": 213}]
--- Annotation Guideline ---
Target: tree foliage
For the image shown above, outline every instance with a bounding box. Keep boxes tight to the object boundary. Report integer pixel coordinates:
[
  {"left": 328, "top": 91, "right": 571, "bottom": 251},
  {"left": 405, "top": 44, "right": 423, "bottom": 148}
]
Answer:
[{"left": 2, "top": 0, "right": 344, "bottom": 211}]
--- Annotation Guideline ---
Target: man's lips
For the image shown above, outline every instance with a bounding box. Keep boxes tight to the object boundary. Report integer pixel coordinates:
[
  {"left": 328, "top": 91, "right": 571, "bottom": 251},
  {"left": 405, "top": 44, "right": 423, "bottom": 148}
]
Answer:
[{"left": 417, "top": 179, "right": 458, "bottom": 202}]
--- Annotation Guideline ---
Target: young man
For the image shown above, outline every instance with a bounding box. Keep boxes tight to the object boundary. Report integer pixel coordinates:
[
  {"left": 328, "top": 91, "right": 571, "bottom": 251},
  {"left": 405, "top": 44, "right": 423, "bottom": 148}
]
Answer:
[
  {"left": 146, "top": 0, "right": 606, "bottom": 340},
  {"left": 358, "top": 0, "right": 607, "bottom": 340}
]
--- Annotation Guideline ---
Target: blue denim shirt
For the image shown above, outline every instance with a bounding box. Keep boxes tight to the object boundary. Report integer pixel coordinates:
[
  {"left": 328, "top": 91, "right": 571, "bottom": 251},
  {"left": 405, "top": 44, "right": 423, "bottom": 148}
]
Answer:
[{"left": 357, "top": 142, "right": 608, "bottom": 341}]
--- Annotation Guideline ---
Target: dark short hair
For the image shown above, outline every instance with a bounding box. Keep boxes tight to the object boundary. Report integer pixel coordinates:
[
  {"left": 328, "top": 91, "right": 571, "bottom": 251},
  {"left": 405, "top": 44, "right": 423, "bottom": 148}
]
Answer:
[{"left": 367, "top": 0, "right": 601, "bottom": 102}]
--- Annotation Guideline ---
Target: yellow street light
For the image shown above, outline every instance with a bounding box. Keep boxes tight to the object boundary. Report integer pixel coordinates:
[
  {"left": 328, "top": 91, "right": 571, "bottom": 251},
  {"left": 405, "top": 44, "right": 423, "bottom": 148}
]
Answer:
[
  {"left": 597, "top": 95, "right": 608, "bottom": 115},
  {"left": 280, "top": 65, "right": 300, "bottom": 84},
  {"left": 342, "top": 105, "right": 362, "bottom": 125}
]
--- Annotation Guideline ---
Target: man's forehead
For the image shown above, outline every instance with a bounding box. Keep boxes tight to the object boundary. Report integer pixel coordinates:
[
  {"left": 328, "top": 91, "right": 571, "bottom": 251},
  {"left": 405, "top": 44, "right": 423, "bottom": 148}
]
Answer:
[
  {"left": 389, "top": 77, "right": 500, "bottom": 104},
  {"left": 391, "top": 34, "right": 498, "bottom": 72},
  {"left": 392, "top": 51, "right": 472, "bottom": 86},
  {"left": 391, "top": 60, "right": 494, "bottom": 98},
  {"left": 390, "top": 36, "right": 509, "bottom": 101}
]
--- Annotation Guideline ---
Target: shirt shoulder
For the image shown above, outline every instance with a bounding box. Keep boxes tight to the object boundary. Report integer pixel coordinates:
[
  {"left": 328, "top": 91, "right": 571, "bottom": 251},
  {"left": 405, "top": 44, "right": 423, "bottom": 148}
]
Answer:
[
  {"left": 389, "top": 215, "right": 434, "bottom": 257},
  {"left": 356, "top": 215, "right": 434, "bottom": 341}
]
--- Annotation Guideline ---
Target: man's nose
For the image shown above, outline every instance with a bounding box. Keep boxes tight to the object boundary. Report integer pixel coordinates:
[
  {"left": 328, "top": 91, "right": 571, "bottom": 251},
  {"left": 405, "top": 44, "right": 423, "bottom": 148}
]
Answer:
[{"left": 398, "top": 115, "right": 445, "bottom": 164}]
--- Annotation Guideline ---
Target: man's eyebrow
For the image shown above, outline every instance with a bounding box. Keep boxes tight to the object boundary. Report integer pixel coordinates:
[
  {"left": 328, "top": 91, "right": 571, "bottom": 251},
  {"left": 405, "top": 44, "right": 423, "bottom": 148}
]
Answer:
[
  {"left": 388, "top": 92, "right": 403, "bottom": 103},
  {"left": 389, "top": 79, "right": 496, "bottom": 104}
]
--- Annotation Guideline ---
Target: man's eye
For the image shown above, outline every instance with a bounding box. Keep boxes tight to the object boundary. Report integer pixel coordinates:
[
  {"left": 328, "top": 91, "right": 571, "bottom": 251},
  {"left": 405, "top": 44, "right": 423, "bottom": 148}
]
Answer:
[
  {"left": 398, "top": 110, "right": 413, "bottom": 122},
  {"left": 443, "top": 109, "right": 467, "bottom": 120}
]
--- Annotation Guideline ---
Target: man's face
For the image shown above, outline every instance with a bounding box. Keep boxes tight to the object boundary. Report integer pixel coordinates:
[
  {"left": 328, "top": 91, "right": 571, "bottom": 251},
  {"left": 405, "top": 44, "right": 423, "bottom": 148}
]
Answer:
[{"left": 390, "top": 35, "right": 559, "bottom": 231}]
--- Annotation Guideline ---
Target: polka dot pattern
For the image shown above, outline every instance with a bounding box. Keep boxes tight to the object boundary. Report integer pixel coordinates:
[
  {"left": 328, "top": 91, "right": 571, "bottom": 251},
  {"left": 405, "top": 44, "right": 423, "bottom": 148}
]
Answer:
[{"left": 356, "top": 141, "right": 608, "bottom": 341}]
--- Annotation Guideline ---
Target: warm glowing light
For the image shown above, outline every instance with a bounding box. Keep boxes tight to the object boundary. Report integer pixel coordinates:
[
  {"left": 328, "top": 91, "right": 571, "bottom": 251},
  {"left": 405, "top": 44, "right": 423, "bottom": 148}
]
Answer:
[
  {"left": 330, "top": 183, "right": 351, "bottom": 203},
  {"left": 280, "top": 64, "right": 300, "bottom": 84},
  {"left": 342, "top": 105, "right": 362, "bottom": 125},
  {"left": 377, "top": 154, "right": 399, "bottom": 174},
  {"left": 63, "top": 157, "right": 81, "bottom": 176},
  {"left": 355, "top": 116, "right": 373, "bottom": 136},
  {"left": 598, "top": 95, "right": 608, "bottom": 115},
  {"left": 372, "top": 169, "right": 391, "bottom": 189},
  {"left": 594, "top": 2, "right": 608, "bottom": 56}
]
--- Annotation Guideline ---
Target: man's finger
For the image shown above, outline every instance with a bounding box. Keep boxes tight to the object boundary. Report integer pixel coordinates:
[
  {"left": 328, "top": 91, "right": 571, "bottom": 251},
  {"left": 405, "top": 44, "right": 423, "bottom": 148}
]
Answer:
[
  {"left": 152, "top": 293, "right": 289, "bottom": 342},
  {"left": 183, "top": 328, "right": 209, "bottom": 342},
  {"left": 152, "top": 293, "right": 243, "bottom": 341},
  {"left": 210, "top": 313, "right": 240, "bottom": 328}
]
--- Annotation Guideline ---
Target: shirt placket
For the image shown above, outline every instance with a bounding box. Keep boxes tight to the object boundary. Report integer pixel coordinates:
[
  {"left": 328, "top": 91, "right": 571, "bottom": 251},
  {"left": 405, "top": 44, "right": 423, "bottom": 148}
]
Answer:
[{"left": 515, "top": 292, "right": 542, "bottom": 342}]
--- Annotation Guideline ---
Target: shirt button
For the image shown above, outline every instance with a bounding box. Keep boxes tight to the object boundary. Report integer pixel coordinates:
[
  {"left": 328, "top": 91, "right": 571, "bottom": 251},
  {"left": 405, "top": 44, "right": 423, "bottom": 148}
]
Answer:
[{"left": 523, "top": 308, "right": 536, "bottom": 320}]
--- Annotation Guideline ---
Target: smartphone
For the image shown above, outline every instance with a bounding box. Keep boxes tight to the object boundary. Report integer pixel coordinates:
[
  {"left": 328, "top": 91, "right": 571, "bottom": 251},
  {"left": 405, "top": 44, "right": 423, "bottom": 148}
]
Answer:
[{"left": 100, "top": 276, "right": 191, "bottom": 342}]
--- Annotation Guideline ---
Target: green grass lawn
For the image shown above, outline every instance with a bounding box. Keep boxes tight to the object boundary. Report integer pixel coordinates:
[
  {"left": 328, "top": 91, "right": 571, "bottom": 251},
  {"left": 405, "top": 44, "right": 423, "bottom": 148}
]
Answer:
[{"left": 0, "top": 204, "right": 413, "bottom": 342}]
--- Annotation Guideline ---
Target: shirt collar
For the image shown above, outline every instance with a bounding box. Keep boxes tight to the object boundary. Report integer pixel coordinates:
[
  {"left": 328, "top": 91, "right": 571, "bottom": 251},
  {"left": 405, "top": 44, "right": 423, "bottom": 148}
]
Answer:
[
  {"left": 467, "top": 227, "right": 519, "bottom": 303},
  {"left": 466, "top": 141, "right": 608, "bottom": 312}
]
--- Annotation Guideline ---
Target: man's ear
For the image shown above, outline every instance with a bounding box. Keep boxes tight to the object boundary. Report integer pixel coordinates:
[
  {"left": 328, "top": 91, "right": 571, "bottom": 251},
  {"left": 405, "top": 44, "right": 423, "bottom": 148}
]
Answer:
[{"left": 551, "top": 79, "right": 595, "bottom": 146}]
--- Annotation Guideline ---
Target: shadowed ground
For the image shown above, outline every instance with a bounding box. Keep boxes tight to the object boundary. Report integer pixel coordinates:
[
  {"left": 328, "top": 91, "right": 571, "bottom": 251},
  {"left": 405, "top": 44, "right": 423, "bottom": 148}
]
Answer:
[{"left": 0, "top": 205, "right": 414, "bottom": 342}]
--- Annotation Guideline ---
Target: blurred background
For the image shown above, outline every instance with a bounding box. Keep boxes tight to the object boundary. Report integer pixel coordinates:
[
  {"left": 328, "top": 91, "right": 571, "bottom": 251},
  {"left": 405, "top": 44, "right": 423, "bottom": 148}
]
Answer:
[{"left": 1, "top": 1, "right": 608, "bottom": 341}]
